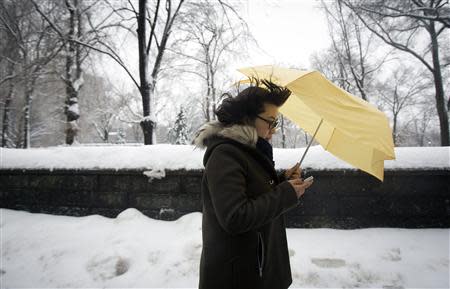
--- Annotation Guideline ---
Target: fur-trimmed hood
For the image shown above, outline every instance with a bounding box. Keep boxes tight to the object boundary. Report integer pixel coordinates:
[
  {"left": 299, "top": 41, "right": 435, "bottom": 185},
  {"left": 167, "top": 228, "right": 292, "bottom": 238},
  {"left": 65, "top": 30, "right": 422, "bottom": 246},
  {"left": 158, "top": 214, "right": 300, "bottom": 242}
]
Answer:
[
  {"left": 191, "top": 120, "right": 280, "bottom": 175},
  {"left": 191, "top": 120, "right": 258, "bottom": 149}
]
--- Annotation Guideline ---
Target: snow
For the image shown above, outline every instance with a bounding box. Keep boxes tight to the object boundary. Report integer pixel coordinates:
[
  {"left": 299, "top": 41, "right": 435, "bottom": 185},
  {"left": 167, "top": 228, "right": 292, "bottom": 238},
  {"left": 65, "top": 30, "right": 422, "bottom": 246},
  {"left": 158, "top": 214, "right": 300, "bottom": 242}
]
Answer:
[
  {"left": 143, "top": 168, "right": 166, "bottom": 182},
  {"left": 67, "top": 103, "right": 79, "bottom": 116},
  {"left": 141, "top": 115, "right": 157, "bottom": 124},
  {"left": 0, "top": 145, "right": 448, "bottom": 171},
  {"left": 72, "top": 74, "right": 84, "bottom": 92},
  {"left": 1, "top": 208, "right": 448, "bottom": 288}
]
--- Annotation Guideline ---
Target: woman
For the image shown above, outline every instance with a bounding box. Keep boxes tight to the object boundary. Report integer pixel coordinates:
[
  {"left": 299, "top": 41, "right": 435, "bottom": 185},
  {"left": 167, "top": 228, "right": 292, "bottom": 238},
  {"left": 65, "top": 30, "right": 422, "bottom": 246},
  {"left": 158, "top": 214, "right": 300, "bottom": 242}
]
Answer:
[{"left": 192, "top": 79, "right": 314, "bottom": 289}]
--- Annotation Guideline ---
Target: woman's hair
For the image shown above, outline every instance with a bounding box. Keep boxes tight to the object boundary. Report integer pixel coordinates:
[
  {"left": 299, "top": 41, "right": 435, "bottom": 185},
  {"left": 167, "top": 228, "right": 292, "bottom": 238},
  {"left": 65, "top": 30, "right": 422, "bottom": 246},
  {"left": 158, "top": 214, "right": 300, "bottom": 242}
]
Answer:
[{"left": 214, "top": 77, "right": 291, "bottom": 126}]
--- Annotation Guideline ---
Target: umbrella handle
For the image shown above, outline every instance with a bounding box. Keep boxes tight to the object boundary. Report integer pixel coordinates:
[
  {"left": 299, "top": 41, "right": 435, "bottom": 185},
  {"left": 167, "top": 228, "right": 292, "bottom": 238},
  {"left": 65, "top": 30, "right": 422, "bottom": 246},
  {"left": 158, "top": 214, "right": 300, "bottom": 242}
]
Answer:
[{"left": 299, "top": 118, "right": 323, "bottom": 167}]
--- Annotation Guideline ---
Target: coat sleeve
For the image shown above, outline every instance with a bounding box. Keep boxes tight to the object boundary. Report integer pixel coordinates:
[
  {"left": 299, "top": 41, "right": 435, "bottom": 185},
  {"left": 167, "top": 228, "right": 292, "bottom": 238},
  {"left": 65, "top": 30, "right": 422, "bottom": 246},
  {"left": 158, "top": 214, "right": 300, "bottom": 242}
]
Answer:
[
  {"left": 277, "top": 170, "right": 287, "bottom": 183},
  {"left": 205, "top": 144, "right": 299, "bottom": 235}
]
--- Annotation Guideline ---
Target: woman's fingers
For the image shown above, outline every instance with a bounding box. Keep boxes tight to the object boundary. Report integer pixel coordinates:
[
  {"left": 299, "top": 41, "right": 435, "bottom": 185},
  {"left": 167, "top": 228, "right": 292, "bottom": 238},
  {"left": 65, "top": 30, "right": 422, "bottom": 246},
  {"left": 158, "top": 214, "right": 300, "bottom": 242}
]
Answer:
[
  {"left": 300, "top": 180, "right": 313, "bottom": 188},
  {"left": 286, "top": 163, "right": 302, "bottom": 180},
  {"left": 290, "top": 178, "right": 303, "bottom": 185},
  {"left": 295, "top": 163, "right": 302, "bottom": 178},
  {"left": 287, "top": 177, "right": 313, "bottom": 198},
  {"left": 290, "top": 178, "right": 309, "bottom": 186},
  {"left": 291, "top": 172, "right": 300, "bottom": 178}
]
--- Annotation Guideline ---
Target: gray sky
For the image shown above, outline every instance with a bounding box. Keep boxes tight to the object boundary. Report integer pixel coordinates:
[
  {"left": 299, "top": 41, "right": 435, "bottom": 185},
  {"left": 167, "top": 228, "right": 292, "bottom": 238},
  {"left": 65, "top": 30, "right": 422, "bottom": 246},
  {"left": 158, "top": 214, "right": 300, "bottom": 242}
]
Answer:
[{"left": 233, "top": 0, "right": 330, "bottom": 72}]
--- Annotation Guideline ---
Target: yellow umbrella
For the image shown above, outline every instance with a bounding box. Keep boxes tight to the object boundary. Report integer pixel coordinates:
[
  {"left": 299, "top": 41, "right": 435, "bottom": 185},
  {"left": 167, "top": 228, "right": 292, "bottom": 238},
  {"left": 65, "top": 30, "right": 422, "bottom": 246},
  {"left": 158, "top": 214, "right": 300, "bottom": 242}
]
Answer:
[{"left": 237, "top": 65, "right": 395, "bottom": 182}]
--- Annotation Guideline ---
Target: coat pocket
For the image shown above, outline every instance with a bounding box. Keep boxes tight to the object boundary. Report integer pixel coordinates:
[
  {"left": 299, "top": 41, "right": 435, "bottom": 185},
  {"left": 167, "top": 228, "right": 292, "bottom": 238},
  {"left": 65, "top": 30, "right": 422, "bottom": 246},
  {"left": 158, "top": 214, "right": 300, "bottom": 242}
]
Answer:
[{"left": 256, "top": 231, "right": 265, "bottom": 278}]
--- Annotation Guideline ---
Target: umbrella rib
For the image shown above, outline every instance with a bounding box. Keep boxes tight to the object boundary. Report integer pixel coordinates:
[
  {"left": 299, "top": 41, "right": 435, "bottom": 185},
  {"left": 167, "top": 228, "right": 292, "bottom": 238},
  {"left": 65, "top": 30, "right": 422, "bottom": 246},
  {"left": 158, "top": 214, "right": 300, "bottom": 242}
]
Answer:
[{"left": 324, "top": 127, "right": 336, "bottom": 150}]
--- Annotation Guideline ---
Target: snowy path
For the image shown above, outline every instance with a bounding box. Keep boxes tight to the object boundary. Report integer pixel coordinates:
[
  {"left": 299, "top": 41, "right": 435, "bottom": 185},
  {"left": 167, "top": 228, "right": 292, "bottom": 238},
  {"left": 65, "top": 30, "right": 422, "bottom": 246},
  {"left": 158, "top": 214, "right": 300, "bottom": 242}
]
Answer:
[{"left": 0, "top": 208, "right": 448, "bottom": 288}]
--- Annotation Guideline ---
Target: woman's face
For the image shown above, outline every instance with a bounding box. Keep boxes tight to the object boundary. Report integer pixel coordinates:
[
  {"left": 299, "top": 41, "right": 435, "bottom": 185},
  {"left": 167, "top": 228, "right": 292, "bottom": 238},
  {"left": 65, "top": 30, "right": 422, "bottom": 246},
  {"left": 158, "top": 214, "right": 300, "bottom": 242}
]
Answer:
[{"left": 254, "top": 103, "right": 279, "bottom": 141}]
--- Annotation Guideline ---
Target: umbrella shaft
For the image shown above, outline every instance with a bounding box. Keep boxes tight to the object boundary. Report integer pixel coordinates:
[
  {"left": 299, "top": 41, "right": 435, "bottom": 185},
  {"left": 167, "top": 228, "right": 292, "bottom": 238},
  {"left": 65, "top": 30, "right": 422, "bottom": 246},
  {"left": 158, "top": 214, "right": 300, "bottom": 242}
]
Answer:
[{"left": 299, "top": 118, "right": 323, "bottom": 166}]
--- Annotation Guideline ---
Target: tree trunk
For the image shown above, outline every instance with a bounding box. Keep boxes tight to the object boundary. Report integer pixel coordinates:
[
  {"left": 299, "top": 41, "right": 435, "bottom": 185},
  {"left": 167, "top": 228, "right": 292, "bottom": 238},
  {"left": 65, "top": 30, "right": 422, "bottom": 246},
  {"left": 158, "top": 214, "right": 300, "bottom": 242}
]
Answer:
[
  {"left": 210, "top": 67, "right": 216, "bottom": 121},
  {"left": 280, "top": 115, "right": 286, "bottom": 148},
  {"left": 138, "top": 0, "right": 154, "bottom": 145},
  {"left": 64, "top": 0, "right": 82, "bottom": 145},
  {"left": 2, "top": 62, "right": 15, "bottom": 147},
  {"left": 15, "top": 114, "right": 24, "bottom": 148},
  {"left": 23, "top": 75, "right": 35, "bottom": 148},
  {"left": 429, "top": 21, "right": 449, "bottom": 146},
  {"left": 392, "top": 113, "right": 398, "bottom": 146},
  {"left": 205, "top": 64, "right": 211, "bottom": 121}
]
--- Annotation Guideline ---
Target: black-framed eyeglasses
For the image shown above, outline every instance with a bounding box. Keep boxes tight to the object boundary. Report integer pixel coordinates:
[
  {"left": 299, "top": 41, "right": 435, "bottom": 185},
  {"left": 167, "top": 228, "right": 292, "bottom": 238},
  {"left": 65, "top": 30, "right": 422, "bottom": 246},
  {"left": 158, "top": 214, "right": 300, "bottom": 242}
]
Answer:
[{"left": 256, "top": 115, "right": 280, "bottom": 129}]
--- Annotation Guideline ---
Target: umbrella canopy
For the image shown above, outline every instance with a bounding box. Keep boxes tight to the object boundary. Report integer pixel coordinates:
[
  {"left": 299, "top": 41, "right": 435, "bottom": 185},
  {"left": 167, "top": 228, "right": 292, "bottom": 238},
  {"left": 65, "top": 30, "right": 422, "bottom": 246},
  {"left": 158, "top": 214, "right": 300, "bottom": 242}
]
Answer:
[{"left": 237, "top": 65, "right": 395, "bottom": 181}]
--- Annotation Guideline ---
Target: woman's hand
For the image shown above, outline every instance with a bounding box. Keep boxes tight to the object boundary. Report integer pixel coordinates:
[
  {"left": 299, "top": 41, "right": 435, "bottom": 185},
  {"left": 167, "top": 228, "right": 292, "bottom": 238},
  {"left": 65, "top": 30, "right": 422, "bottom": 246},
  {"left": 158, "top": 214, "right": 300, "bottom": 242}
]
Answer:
[
  {"left": 284, "top": 162, "right": 301, "bottom": 180},
  {"left": 287, "top": 178, "right": 313, "bottom": 198}
]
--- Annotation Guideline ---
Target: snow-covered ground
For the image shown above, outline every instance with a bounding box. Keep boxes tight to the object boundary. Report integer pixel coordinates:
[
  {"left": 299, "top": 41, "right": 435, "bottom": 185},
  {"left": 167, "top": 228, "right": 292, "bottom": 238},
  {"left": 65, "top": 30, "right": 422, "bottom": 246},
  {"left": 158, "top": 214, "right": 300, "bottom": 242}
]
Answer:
[
  {"left": 1, "top": 208, "right": 448, "bottom": 289},
  {"left": 1, "top": 145, "right": 449, "bottom": 171}
]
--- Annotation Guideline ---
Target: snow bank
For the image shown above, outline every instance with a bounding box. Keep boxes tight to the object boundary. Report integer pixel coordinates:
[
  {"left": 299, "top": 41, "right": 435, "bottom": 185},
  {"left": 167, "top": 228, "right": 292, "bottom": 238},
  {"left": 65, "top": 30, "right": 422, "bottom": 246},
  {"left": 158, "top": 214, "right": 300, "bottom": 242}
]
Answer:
[
  {"left": 1, "top": 208, "right": 448, "bottom": 288},
  {"left": 1, "top": 145, "right": 448, "bottom": 171}
]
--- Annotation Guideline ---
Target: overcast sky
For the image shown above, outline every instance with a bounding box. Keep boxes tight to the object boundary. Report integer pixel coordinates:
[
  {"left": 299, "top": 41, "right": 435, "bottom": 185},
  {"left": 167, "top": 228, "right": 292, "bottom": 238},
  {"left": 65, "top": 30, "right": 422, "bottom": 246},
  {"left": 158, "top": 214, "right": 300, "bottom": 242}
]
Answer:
[{"left": 231, "top": 0, "right": 330, "bottom": 74}]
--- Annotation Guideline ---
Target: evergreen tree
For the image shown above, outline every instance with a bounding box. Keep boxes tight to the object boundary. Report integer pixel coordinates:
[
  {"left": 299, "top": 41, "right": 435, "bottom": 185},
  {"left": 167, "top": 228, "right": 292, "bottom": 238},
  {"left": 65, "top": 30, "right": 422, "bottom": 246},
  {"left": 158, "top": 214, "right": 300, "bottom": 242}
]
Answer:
[
  {"left": 117, "top": 127, "right": 126, "bottom": 144},
  {"left": 170, "top": 106, "right": 189, "bottom": 144}
]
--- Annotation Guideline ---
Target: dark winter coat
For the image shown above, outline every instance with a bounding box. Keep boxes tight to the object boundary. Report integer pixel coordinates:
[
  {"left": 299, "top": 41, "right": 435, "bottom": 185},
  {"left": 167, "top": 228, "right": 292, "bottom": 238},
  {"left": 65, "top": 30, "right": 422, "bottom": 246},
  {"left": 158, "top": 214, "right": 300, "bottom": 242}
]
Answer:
[{"left": 192, "top": 120, "right": 300, "bottom": 289}]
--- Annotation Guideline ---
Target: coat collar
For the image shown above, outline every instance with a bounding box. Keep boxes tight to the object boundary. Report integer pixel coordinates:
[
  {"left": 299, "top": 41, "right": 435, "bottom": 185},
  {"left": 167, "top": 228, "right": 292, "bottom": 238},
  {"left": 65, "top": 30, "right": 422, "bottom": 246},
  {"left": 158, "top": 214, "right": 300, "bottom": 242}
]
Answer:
[
  {"left": 191, "top": 120, "right": 258, "bottom": 149},
  {"left": 191, "top": 120, "right": 279, "bottom": 183}
]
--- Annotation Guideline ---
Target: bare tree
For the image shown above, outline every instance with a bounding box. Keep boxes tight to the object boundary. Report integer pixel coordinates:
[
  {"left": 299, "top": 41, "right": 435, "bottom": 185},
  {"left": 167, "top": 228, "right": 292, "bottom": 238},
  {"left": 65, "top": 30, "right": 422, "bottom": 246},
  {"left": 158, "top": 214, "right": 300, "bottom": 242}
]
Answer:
[
  {"left": 410, "top": 105, "right": 436, "bottom": 146},
  {"left": 375, "top": 66, "right": 430, "bottom": 145},
  {"left": 169, "top": 0, "right": 250, "bottom": 122},
  {"left": 61, "top": 0, "right": 83, "bottom": 145},
  {"left": 339, "top": 0, "right": 450, "bottom": 145},
  {"left": 30, "top": 0, "right": 119, "bottom": 145},
  {"left": 92, "top": 111, "right": 117, "bottom": 142},
  {"left": 87, "top": 0, "right": 188, "bottom": 145},
  {"left": 279, "top": 115, "right": 286, "bottom": 148},
  {"left": 0, "top": 0, "right": 63, "bottom": 148},
  {"left": 310, "top": 47, "right": 352, "bottom": 92},
  {"left": 91, "top": 90, "right": 131, "bottom": 143},
  {"left": 0, "top": 33, "right": 18, "bottom": 147},
  {"left": 104, "top": 0, "right": 249, "bottom": 144},
  {"left": 320, "top": 0, "right": 395, "bottom": 101},
  {"left": 0, "top": 1, "right": 18, "bottom": 148},
  {"left": 29, "top": 0, "right": 249, "bottom": 145},
  {"left": 135, "top": 0, "right": 186, "bottom": 144}
]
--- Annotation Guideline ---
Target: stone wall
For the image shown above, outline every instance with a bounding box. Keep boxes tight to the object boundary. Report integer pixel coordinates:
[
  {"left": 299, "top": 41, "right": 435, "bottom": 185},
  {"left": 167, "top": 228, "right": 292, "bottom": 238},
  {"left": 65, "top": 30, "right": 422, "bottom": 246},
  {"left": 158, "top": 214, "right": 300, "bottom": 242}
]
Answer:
[{"left": 1, "top": 168, "right": 448, "bottom": 228}]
